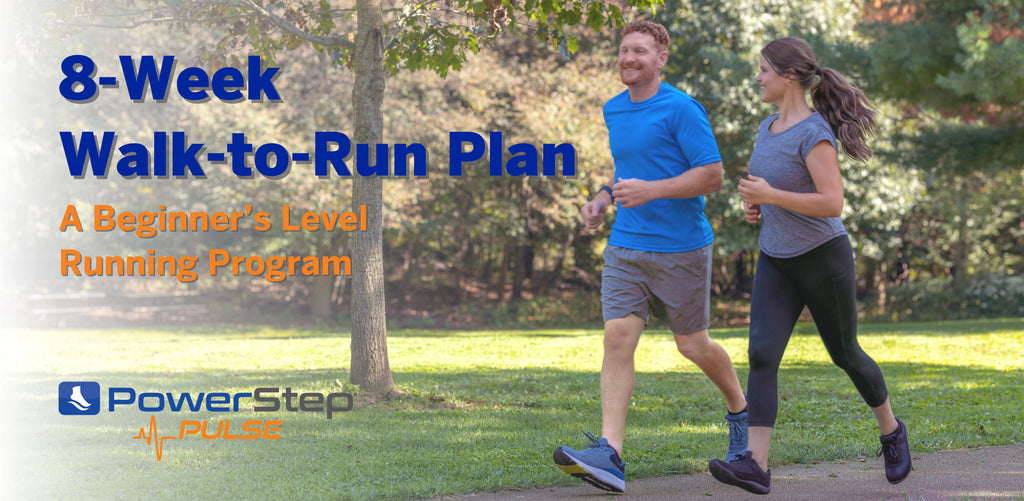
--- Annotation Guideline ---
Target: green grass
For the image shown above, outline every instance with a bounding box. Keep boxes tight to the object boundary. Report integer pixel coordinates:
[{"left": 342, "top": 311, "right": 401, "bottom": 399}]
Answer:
[{"left": 4, "top": 318, "right": 1023, "bottom": 500}]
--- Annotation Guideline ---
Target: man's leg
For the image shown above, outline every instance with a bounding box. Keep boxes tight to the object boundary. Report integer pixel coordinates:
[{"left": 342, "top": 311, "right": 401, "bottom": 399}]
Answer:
[
  {"left": 553, "top": 313, "right": 641, "bottom": 493},
  {"left": 674, "top": 330, "right": 746, "bottom": 413},
  {"left": 601, "top": 313, "right": 645, "bottom": 455},
  {"left": 653, "top": 243, "right": 745, "bottom": 413},
  {"left": 676, "top": 330, "right": 748, "bottom": 463}
]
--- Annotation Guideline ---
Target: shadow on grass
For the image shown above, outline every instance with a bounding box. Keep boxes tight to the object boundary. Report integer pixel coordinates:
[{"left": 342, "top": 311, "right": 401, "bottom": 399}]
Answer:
[{"left": 20, "top": 316, "right": 1021, "bottom": 341}]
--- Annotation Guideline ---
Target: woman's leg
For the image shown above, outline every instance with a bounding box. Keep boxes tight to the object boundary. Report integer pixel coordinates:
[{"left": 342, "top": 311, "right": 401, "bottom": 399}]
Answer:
[
  {"left": 801, "top": 237, "right": 894, "bottom": 432},
  {"left": 745, "top": 252, "right": 805, "bottom": 470}
]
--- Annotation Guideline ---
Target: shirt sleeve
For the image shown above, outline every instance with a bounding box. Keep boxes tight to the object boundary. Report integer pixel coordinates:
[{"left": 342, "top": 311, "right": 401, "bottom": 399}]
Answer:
[
  {"left": 673, "top": 98, "right": 722, "bottom": 170},
  {"left": 800, "top": 121, "right": 838, "bottom": 160}
]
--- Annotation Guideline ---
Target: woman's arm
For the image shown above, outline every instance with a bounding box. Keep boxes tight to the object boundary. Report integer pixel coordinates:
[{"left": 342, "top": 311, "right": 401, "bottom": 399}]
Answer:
[{"left": 738, "top": 141, "right": 844, "bottom": 218}]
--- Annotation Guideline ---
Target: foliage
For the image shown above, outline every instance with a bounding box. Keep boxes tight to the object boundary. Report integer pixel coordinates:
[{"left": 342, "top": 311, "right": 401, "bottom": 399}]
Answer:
[
  {"left": 862, "top": 0, "right": 1024, "bottom": 113},
  {"left": 887, "top": 273, "right": 1024, "bottom": 321},
  {"left": 6, "top": 0, "right": 1021, "bottom": 326},
  {"left": 861, "top": 0, "right": 1024, "bottom": 179},
  {"left": 881, "top": 157, "right": 1024, "bottom": 300},
  {"left": 67, "top": 0, "right": 658, "bottom": 76},
  {"left": 38, "top": 0, "right": 663, "bottom": 391},
  {"left": 377, "top": 39, "right": 623, "bottom": 310},
  {"left": 857, "top": 0, "right": 1024, "bottom": 302},
  {"left": 9, "top": 319, "right": 1024, "bottom": 499}
]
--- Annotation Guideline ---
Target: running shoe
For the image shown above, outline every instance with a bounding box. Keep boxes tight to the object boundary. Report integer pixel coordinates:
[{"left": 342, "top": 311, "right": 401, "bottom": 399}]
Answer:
[
  {"left": 878, "top": 417, "right": 911, "bottom": 484},
  {"left": 553, "top": 432, "right": 625, "bottom": 492},
  {"left": 709, "top": 450, "right": 771, "bottom": 495},
  {"left": 725, "top": 410, "right": 749, "bottom": 462}
]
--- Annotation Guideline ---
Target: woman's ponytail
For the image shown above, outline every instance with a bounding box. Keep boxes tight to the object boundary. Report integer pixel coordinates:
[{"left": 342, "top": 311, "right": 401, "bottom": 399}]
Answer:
[{"left": 762, "top": 38, "right": 878, "bottom": 161}]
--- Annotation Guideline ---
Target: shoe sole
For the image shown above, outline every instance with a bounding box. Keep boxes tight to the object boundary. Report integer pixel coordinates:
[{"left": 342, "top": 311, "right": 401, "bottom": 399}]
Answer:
[
  {"left": 553, "top": 448, "right": 625, "bottom": 493},
  {"left": 708, "top": 460, "right": 770, "bottom": 495},
  {"left": 886, "top": 463, "right": 911, "bottom": 484}
]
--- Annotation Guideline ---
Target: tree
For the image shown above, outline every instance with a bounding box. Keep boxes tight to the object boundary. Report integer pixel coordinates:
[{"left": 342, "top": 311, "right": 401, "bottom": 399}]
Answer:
[
  {"left": 64, "top": 0, "right": 660, "bottom": 390},
  {"left": 861, "top": 0, "right": 1024, "bottom": 291}
]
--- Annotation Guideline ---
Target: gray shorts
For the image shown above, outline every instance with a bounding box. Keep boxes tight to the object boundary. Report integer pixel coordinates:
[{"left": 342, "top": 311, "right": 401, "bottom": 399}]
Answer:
[{"left": 601, "top": 244, "right": 713, "bottom": 335}]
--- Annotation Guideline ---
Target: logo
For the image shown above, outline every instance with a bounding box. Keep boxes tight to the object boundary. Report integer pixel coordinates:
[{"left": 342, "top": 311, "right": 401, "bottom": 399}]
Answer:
[
  {"left": 58, "top": 382, "right": 353, "bottom": 460},
  {"left": 134, "top": 415, "right": 283, "bottom": 461},
  {"left": 58, "top": 382, "right": 101, "bottom": 415}
]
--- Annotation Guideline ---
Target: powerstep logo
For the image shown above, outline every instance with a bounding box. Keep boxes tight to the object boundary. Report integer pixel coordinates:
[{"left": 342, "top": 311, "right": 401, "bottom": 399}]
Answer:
[
  {"left": 59, "top": 382, "right": 101, "bottom": 415},
  {"left": 59, "top": 382, "right": 353, "bottom": 460}
]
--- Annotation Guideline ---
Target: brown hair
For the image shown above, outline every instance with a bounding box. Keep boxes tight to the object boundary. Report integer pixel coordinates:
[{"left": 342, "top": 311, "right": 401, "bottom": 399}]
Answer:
[
  {"left": 761, "top": 37, "right": 877, "bottom": 161},
  {"left": 621, "top": 20, "right": 669, "bottom": 51}
]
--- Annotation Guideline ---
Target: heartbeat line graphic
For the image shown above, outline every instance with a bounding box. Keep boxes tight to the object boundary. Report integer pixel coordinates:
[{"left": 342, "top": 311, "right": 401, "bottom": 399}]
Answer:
[{"left": 133, "top": 415, "right": 176, "bottom": 461}]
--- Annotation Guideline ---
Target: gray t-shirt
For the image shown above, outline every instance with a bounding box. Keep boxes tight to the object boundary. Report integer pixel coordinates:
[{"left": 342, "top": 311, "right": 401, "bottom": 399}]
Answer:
[{"left": 748, "top": 112, "right": 847, "bottom": 258}]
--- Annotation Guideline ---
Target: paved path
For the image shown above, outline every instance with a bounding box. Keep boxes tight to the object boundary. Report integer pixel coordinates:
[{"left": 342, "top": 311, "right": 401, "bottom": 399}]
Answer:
[{"left": 439, "top": 444, "right": 1024, "bottom": 501}]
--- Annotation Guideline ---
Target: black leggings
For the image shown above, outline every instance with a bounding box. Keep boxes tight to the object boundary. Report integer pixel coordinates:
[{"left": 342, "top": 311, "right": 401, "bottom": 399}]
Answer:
[{"left": 747, "top": 235, "right": 888, "bottom": 428}]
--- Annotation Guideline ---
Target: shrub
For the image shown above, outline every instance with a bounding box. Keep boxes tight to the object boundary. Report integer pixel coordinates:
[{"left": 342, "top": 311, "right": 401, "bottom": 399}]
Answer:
[{"left": 886, "top": 273, "right": 1024, "bottom": 321}]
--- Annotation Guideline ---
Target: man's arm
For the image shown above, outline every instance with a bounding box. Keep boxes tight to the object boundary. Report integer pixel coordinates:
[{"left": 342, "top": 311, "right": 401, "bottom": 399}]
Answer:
[
  {"left": 611, "top": 161, "right": 723, "bottom": 209},
  {"left": 581, "top": 175, "right": 618, "bottom": 230}
]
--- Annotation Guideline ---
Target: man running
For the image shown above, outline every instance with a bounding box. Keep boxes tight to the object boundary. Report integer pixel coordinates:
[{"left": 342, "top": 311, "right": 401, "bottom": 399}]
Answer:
[{"left": 553, "top": 20, "right": 748, "bottom": 493}]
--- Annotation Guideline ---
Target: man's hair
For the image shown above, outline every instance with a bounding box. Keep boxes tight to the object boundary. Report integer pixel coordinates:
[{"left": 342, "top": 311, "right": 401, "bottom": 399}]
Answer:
[{"left": 621, "top": 20, "right": 669, "bottom": 50}]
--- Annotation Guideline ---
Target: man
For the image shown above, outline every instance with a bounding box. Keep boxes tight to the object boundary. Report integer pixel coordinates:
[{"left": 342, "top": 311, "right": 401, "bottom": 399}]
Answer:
[{"left": 552, "top": 20, "right": 748, "bottom": 493}]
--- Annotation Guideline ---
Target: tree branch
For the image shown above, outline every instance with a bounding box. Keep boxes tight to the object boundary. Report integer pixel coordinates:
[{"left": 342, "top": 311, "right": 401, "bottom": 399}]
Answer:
[
  {"left": 234, "top": 0, "right": 355, "bottom": 49},
  {"left": 62, "top": 13, "right": 257, "bottom": 30},
  {"left": 60, "top": 0, "right": 357, "bottom": 49}
]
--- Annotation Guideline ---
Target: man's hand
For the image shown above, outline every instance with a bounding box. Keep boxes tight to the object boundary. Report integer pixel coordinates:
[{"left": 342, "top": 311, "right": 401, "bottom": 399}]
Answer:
[
  {"left": 581, "top": 197, "right": 610, "bottom": 230},
  {"left": 612, "top": 178, "right": 654, "bottom": 208}
]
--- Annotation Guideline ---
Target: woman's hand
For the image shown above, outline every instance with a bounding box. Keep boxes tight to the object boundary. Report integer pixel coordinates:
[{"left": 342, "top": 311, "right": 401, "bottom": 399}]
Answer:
[
  {"left": 737, "top": 175, "right": 775, "bottom": 206},
  {"left": 743, "top": 200, "right": 762, "bottom": 224}
]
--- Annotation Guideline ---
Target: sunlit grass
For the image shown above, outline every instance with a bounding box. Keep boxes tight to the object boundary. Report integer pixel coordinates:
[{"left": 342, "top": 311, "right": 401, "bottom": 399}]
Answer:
[{"left": 4, "top": 318, "right": 1022, "bottom": 500}]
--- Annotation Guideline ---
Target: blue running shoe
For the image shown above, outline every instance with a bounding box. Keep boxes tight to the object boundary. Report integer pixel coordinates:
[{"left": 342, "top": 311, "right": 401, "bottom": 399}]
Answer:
[
  {"left": 725, "top": 410, "right": 749, "bottom": 462},
  {"left": 553, "top": 432, "right": 625, "bottom": 492}
]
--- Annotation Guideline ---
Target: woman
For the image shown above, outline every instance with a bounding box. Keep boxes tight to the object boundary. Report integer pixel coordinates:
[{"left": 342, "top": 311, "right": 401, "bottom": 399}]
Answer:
[{"left": 708, "top": 38, "right": 911, "bottom": 495}]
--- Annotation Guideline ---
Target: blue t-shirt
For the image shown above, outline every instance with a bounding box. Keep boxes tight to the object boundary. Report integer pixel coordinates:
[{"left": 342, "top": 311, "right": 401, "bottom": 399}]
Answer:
[{"left": 603, "top": 82, "right": 721, "bottom": 252}]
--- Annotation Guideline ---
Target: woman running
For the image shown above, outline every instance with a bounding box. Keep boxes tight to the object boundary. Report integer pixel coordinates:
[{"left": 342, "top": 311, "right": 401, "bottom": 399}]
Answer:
[{"left": 708, "top": 37, "right": 911, "bottom": 495}]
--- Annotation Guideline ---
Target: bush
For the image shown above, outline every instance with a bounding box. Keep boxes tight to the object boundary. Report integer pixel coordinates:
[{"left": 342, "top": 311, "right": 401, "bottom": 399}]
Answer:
[
  {"left": 485, "top": 293, "right": 605, "bottom": 329},
  {"left": 886, "top": 273, "right": 1024, "bottom": 321},
  {"left": 960, "top": 274, "right": 1024, "bottom": 318}
]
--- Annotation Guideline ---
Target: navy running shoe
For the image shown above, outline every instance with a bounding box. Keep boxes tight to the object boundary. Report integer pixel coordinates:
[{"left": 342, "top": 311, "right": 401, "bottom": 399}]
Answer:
[
  {"left": 725, "top": 410, "right": 749, "bottom": 462},
  {"left": 878, "top": 418, "right": 911, "bottom": 484},
  {"left": 709, "top": 450, "right": 771, "bottom": 495},
  {"left": 553, "top": 432, "right": 626, "bottom": 492}
]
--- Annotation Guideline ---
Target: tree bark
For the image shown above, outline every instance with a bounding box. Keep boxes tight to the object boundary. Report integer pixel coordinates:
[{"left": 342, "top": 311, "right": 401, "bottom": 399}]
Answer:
[
  {"left": 350, "top": 0, "right": 395, "bottom": 392},
  {"left": 310, "top": 274, "right": 334, "bottom": 319},
  {"left": 729, "top": 248, "right": 748, "bottom": 297},
  {"left": 951, "top": 177, "right": 970, "bottom": 293}
]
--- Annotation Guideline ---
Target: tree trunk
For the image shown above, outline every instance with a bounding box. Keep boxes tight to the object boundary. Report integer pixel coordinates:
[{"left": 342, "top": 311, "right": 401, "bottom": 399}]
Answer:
[
  {"left": 950, "top": 178, "right": 970, "bottom": 293},
  {"left": 496, "top": 241, "right": 512, "bottom": 298},
  {"left": 541, "top": 231, "right": 572, "bottom": 295},
  {"left": 310, "top": 274, "right": 334, "bottom": 319},
  {"left": 311, "top": 235, "right": 344, "bottom": 320},
  {"left": 729, "top": 248, "right": 748, "bottom": 297},
  {"left": 511, "top": 244, "right": 526, "bottom": 301},
  {"left": 350, "top": 0, "right": 395, "bottom": 392}
]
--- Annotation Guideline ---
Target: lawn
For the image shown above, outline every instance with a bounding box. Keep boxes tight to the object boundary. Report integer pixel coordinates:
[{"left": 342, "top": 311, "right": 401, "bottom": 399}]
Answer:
[{"left": 3, "top": 318, "right": 1023, "bottom": 500}]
